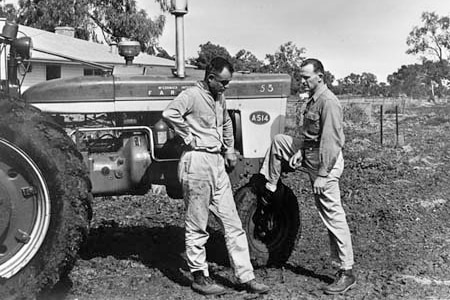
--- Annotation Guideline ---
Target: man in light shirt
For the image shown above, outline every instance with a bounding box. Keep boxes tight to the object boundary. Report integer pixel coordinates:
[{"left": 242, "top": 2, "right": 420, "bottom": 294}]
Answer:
[
  {"left": 259, "top": 58, "right": 356, "bottom": 295},
  {"left": 163, "top": 57, "right": 269, "bottom": 296}
]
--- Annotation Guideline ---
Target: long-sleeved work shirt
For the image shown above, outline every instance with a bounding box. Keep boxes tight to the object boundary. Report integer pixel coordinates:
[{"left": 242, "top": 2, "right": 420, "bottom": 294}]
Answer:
[
  {"left": 302, "top": 84, "right": 345, "bottom": 177},
  {"left": 162, "top": 81, "right": 235, "bottom": 154}
]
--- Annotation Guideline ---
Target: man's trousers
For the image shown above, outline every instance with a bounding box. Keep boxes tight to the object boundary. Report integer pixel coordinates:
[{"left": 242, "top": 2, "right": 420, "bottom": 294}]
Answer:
[
  {"left": 260, "top": 134, "right": 354, "bottom": 270},
  {"left": 178, "top": 150, "right": 255, "bottom": 282}
]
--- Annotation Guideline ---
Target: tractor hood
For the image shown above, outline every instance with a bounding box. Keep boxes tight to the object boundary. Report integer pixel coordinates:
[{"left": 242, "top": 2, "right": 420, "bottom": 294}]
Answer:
[{"left": 22, "top": 71, "right": 291, "bottom": 114}]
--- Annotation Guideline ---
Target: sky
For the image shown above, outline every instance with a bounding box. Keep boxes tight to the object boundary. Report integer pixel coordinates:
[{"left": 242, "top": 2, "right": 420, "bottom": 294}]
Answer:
[
  {"left": 5, "top": 0, "right": 450, "bottom": 83},
  {"left": 138, "top": 0, "right": 450, "bottom": 83}
]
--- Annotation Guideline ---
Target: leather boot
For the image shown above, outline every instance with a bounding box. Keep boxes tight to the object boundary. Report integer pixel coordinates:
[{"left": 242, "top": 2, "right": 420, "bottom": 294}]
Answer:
[
  {"left": 323, "top": 269, "right": 356, "bottom": 295},
  {"left": 191, "top": 271, "right": 227, "bottom": 295},
  {"left": 240, "top": 279, "right": 270, "bottom": 294}
]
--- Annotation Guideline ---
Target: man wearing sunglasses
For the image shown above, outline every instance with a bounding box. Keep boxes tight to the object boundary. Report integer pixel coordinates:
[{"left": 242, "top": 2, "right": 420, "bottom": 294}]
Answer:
[
  {"left": 163, "top": 57, "right": 269, "bottom": 296},
  {"left": 258, "top": 58, "right": 356, "bottom": 295}
]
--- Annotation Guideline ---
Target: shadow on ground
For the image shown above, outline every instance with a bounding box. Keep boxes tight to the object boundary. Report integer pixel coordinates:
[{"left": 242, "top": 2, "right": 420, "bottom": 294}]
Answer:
[
  {"left": 285, "top": 264, "right": 334, "bottom": 284},
  {"left": 37, "top": 223, "right": 230, "bottom": 299}
]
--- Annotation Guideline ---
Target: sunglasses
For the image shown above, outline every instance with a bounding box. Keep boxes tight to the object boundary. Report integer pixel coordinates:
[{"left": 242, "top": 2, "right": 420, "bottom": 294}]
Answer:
[{"left": 211, "top": 73, "right": 230, "bottom": 86}]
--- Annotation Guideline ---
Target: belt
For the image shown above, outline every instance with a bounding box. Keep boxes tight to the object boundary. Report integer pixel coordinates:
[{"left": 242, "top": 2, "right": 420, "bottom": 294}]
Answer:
[{"left": 190, "top": 148, "right": 222, "bottom": 154}]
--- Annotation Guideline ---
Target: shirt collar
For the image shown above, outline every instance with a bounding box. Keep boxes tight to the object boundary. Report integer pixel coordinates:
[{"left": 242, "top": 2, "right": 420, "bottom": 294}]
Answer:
[
  {"left": 197, "top": 80, "right": 225, "bottom": 102},
  {"left": 197, "top": 80, "right": 211, "bottom": 95},
  {"left": 311, "top": 84, "right": 328, "bottom": 102}
]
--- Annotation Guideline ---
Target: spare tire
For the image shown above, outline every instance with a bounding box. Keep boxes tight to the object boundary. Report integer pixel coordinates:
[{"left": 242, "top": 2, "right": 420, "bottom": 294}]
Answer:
[{"left": 0, "top": 99, "right": 91, "bottom": 299}]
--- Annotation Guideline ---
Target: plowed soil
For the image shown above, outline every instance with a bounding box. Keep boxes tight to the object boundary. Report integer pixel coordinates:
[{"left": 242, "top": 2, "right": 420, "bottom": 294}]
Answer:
[{"left": 40, "top": 102, "right": 450, "bottom": 300}]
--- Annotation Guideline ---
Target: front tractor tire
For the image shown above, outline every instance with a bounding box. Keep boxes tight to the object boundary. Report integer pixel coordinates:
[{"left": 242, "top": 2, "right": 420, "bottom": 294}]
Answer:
[
  {"left": 235, "top": 178, "right": 301, "bottom": 267},
  {"left": 0, "top": 99, "right": 91, "bottom": 299}
]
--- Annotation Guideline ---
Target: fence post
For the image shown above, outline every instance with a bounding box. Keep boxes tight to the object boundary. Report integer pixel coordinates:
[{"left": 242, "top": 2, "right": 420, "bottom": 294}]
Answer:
[
  {"left": 380, "top": 105, "right": 383, "bottom": 145},
  {"left": 395, "top": 105, "right": 398, "bottom": 146}
]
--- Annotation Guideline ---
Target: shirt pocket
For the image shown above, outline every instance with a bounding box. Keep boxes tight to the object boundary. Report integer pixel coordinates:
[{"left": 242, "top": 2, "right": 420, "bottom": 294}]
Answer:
[
  {"left": 304, "top": 111, "right": 320, "bottom": 135},
  {"left": 199, "top": 115, "right": 215, "bottom": 128}
]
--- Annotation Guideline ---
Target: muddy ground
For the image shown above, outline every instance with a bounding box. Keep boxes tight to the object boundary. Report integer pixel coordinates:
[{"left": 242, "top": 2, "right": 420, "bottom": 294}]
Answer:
[{"left": 40, "top": 102, "right": 450, "bottom": 300}]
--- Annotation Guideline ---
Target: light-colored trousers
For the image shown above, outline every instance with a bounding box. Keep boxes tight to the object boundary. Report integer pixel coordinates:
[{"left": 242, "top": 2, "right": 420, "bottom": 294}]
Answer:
[
  {"left": 260, "top": 134, "right": 354, "bottom": 270},
  {"left": 178, "top": 150, "right": 255, "bottom": 283}
]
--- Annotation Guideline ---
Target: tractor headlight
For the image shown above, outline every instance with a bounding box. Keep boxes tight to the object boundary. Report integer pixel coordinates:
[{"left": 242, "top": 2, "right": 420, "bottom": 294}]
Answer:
[
  {"left": 118, "top": 41, "right": 140, "bottom": 58},
  {"left": 118, "top": 41, "right": 140, "bottom": 65},
  {"left": 12, "top": 36, "right": 33, "bottom": 60}
]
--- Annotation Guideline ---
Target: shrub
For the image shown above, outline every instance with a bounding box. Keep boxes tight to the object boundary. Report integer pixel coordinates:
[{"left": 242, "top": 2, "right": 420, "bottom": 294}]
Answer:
[{"left": 343, "top": 103, "right": 372, "bottom": 126}]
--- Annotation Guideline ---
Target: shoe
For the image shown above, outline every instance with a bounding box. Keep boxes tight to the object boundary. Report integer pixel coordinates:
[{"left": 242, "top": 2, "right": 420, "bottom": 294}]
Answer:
[
  {"left": 323, "top": 269, "right": 356, "bottom": 295},
  {"left": 240, "top": 279, "right": 270, "bottom": 294},
  {"left": 191, "top": 271, "right": 227, "bottom": 295},
  {"left": 252, "top": 175, "right": 275, "bottom": 206},
  {"left": 259, "top": 187, "right": 274, "bottom": 206}
]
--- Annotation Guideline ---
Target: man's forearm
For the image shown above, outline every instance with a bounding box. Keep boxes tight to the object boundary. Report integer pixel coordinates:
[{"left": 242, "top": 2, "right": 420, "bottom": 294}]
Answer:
[
  {"left": 222, "top": 114, "right": 235, "bottom": 152},
  {"left": 318, "top": 144, "right": 341, "bottom": 176}
]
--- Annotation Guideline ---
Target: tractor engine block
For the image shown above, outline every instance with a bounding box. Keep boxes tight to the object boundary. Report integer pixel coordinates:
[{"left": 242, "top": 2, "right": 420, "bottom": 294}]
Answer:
[{"left": 74, "top": 128, "right": 152, "bottom": 195}]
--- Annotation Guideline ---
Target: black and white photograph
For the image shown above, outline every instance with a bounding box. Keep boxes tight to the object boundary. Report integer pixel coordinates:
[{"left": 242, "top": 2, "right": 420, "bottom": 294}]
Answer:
[{"left": 0, "top": 0, "right": 449, "bottom": 299}]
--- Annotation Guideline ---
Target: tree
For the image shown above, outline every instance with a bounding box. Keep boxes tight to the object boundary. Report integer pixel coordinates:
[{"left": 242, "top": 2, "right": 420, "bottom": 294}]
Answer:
[
  {"left": 406, "top": 11, "right": 450, "bottom": 62},
  {"left": 89, "top": 0, "right": 167, "bottom": 54},
  {"left": 324, "top": 70, "right": 335, "bottom": 87},
  {"left": 377, "top": 82, "right": 390, "bottom": 97},
  {"left": 337, "top": 73, "right": 362, "bottom": 95},
  {"left": 232, "top": 49, "right": 263, "bottom": 72},
  {"left": 17, "top": 0, "right": 92, "bottom": 39},
  {"left": 190, "top": 41, "right": 232, "bottom": 69},
  {"left": 16, "top": 0, "right": 168, "bottom": 53},
  {"left": 419, "top": 60, "right": 450, "bottom": 98},
  {"left": 360, "top": 72, "right": 378, "bottom": 96},
  {"left": 387, "top": 64, "right": 427, "bottom": 98},
  {"left": 0, "top": 3, "right": 18, "bottom": 21},
  {"left": 263, "top": 41, "right": 305, "bottom": 73},
  {"left": 261, "top": 41, "right": 307, "bottom": 94},
  {"left": 387, "top": 61, "right": 450, "bottom": 99},
  {"left": 334, "top": 72, "right": 379, "bottom": 96}
]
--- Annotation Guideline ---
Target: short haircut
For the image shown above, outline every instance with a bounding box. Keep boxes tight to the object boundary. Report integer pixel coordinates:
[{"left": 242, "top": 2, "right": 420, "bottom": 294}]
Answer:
[
  {"left": 205, "top": 57, "right": 234, "bottom": 80},
  {"left": 301, "top": 58, "right": 325, "bottom": 74}
]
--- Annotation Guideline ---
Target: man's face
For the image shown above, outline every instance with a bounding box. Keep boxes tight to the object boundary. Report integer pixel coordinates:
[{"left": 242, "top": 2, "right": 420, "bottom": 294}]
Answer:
[
  {"left": 299, "top": 64, "right": 322, "bottom": 94},
  {"left": 207, "top": 67, "right": 232, "bottom": 98}
]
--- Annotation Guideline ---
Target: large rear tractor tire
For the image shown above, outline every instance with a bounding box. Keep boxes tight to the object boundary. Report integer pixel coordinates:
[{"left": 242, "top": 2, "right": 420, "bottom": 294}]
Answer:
[
  {"left": 0, "top": 99, "right": 91, "bottom": 299},
  {"left": 235, "top": 177, "right": 301, "bottom": 267}
]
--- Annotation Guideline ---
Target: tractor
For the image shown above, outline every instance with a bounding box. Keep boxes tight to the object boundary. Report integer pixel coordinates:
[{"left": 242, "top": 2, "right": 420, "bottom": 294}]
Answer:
[{"left": 0, "top": 1, "right": 300, "bottom": 298}]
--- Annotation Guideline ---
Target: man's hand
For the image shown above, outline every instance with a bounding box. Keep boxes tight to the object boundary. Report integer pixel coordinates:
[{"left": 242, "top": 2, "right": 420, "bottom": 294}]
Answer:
[
  {"left": 313, "top": 176, "right": 327, "bottom": 194},
  {"left": 184, "top": 138, "right": 196, "bottom": 151},
  {"left": 288, "top": 150, "right": 303, "bottom": 169},
  {"left": 224, "top": 152, "right": 237, "bottom": 170}
]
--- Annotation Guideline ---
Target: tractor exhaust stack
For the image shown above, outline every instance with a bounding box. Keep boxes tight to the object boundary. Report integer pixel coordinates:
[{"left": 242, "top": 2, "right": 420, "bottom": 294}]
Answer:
[{"left": 170, "top": 0, "right": 188, "bottom": 78}]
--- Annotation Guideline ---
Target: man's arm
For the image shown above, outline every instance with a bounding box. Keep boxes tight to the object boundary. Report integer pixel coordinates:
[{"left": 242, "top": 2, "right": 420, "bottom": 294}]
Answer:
[
  {"left": 222, "top": 98, "right": 235, "bottom": 153},
  {"left": 318, "top": 97, "right": 344, "bottom": 177},
  {"left": 162, "top": 92, "right": 195, "bottom": 146},
  {"left": 221, "top": 98, "right": 237, "bottom": 169}
]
